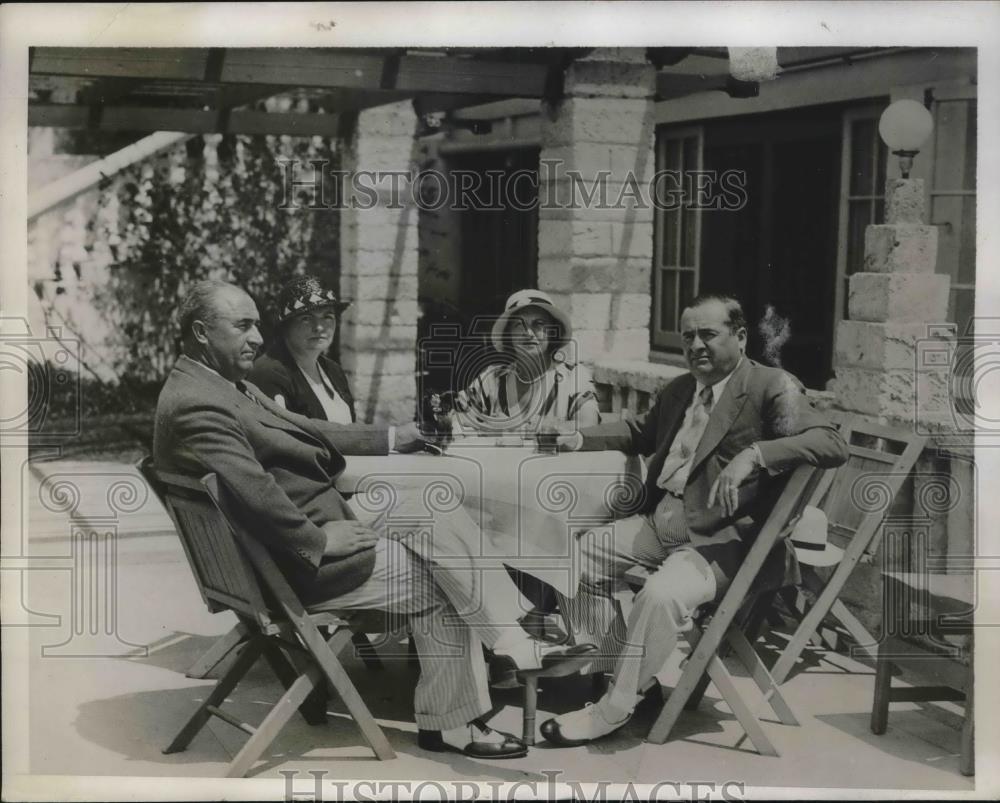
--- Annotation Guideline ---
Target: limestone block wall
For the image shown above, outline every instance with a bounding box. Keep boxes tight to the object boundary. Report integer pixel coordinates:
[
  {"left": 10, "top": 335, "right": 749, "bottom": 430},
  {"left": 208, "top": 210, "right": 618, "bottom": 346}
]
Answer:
[
  {"left": 536, "top": 49, "right": 656, "bottom": 365},
  {"left": 831, "top": 176, "right": 971, "bottom": 637},
  {"left": 339, "top": 102, "right": 420, "bottom": 425}
]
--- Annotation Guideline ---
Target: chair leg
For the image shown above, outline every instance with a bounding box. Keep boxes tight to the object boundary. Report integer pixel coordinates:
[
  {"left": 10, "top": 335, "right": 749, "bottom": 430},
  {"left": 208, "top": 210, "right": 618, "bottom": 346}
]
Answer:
[
  {"left": 408, "top": 633, "right": 420, "bottom": 672},
  {"left": 226, "top": 663, "right": 324, "bottom": 778},
  {"left": 870, "top": 637, "right": 894, "bottom": 735},
  {"left": 262, "top": 641, "right": 327, "bottom": 726},
  {"left": 647, "top": 629, "right": 714, "bottom": 744},
  {"left": 685, "top": 622, "right": 734, "bottom": 711},
  {"left": 683, "top": 671, "right": 712, "bottom": 711},
  {"left": 960, "top": 661, "right": 974, "bottom": 777},
  {"left": 165, "top": 636, "right": 265, "bottom": 754},
  {"left": 703, "top": 654, "right": 780, "bottom": 757},
  {"left": 743, "top": 590, "right": 778, "bottom": 643},
  {"left": 351, "top": 632, "right": 385, "bottom": 671},
  {"left": 725, "top": 628, "right": 798, "bottom": 726},
  {"left": 649, "top": 627, "right": 781, "bottom": 755},
  {"left": 830, "top": 599, "right": 878, "bottom": 663},
  {"left": 522, "top": 676, "right": 539, "bottom": 746},
  {"left": 186, "top": 621, "right": 250, "bottom": 679},
  {"left": 773, "top": 545, "right": 874, "bottom": 686},
  {"left": 316, "top": 627, "right": 396, "bottom": 760}
]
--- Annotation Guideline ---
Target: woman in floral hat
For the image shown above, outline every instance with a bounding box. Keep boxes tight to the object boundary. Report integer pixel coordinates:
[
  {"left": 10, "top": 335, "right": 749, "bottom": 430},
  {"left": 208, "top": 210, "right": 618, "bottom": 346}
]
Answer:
[{"left": 249, "top": 275, "right": 355, "bottom": 422}]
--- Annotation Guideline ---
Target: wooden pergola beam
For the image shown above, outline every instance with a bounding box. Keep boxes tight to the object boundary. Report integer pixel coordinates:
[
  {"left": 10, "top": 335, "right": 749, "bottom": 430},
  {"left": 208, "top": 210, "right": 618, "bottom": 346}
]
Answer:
[
  {"left": 29, "top": 104, "right": 342, "bottom": 136},
  {"left": 30, "top": 47, "right": 551, "bottom": 97}
]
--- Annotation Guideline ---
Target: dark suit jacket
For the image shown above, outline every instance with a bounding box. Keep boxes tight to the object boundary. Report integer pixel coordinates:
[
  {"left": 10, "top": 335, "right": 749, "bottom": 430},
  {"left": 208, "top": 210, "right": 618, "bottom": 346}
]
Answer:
[
  {"left": 249, "top": 344, "right": 357, "bottom": 423},
  {"left": 579, "top": 358, "right": 849, "bottom": 585},
  {"left": 153, "top": 356, "right": 389, "bottom": 602}
]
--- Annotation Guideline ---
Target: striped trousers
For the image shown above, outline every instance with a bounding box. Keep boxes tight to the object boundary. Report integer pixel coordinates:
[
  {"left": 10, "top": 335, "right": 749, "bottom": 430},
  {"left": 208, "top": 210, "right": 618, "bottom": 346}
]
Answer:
[{"left": 309, "top": 492, "right": 533, "bottom": 731}]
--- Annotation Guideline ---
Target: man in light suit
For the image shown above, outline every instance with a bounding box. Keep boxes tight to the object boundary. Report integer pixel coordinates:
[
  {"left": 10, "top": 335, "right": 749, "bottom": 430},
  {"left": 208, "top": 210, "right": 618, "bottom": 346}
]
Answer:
[
  {"left": 154, "top": 280, "right": 590, "bottom": 759},
  {"left": 539, "top": 293, "right": 849, "bottom": 746}
]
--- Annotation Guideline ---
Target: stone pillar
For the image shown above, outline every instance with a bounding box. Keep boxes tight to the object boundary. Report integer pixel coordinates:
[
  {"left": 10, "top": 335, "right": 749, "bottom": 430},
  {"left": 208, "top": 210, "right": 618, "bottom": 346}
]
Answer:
[
  {"left": 831, "top": 176, "right": 957, "bottom": 636},
  {"left": 833, "top": 178, "right": 953, "bottom": 422},
  {"left": 339, "top": 102, "right": 420, "bottom": 425},
  {"left": 536, "top": 49, "right": 656, "bottom": 364}
]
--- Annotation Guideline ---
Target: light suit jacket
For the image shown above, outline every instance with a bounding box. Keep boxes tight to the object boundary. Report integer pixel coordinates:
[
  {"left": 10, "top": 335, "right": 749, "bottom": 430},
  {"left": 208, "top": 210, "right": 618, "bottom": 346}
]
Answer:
[
  {"left": 579, "top": 358, "right": 849, "bottom": 585},
  {"left": 153, "top": 356, "right": 389, "bottom": 602}
]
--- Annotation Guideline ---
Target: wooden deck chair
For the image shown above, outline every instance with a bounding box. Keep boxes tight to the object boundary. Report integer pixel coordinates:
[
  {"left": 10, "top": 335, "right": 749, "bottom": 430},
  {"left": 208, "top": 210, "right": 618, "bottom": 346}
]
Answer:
[
  {"left": 141, "top": 460, "right": 395, "bottom": 777},
  {"left": 768, "top": 419, "right": 926, "bottom": 685},
  {"left": 635, "top": 464, "right": 822, "bottom": 756},
  {"left": 139, "top": 458, "right": 385, "bottom": 680}
]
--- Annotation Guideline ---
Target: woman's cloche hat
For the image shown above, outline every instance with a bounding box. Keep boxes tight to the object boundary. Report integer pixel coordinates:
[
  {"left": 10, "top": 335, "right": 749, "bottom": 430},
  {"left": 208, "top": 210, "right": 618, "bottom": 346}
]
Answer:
[
  {"left": 276, "top": 275, "right": 350, "bottom": 325},
  {"left": 491, "top": 289, "right": 573, "bottom": 354}
]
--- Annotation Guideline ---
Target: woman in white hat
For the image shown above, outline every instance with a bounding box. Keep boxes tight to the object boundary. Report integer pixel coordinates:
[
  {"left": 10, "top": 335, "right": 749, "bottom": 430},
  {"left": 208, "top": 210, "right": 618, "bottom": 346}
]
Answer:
[
  {"left": 461, "top": 289, "right": 601, "bottom": 648},
  {"left": 461, "top": 289, "right": 600, "bottom": 432}
]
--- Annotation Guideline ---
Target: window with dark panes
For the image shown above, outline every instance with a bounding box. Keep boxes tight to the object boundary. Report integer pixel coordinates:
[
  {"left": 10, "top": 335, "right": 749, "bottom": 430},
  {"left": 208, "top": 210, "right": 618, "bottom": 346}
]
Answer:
[
  {"left": 838, "top": 108, "right": 889, "bottom": 321},
  {"left": 929, "top": 92, "right": 977, "bottom": 416},
  {"left": 930, "top": 96, "right": 976, "bottom": 335},
  {"left": 652, "top": 127, "right": 702, "bottom": 350}
]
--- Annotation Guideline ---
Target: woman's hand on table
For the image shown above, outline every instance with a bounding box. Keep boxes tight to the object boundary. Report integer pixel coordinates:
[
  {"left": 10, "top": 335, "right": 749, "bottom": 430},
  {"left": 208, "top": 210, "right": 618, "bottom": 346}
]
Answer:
[
  {"left": 392, "top": 421, "right": 427, "bottom": 454},
  {"left": 536, "top": 418, "right": 584, "bottom": 452}
]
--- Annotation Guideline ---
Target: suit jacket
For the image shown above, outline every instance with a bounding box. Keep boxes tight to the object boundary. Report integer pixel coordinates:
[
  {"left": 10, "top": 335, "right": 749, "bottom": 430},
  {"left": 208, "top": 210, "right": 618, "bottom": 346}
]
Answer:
[
  {"left": 248, "top": 344, "right": 357, "bottom": 423},
  {"left": 153, "top": 356, "right": 389, "bottom": 602},
  {"left": 579, "top": 358, "right": 849, "bottom": 584}
]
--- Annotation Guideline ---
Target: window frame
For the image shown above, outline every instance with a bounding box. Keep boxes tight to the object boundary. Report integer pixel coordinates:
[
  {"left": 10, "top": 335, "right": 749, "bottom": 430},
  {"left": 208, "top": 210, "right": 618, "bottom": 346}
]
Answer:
[
  {"left": 651, "top": 124, "right": 704, "bottom": 352},
  {"left": 922, "top": 84, "right": 977, "bottom": 333},
  {"left": 834, "top": 102, "right": 890, "bottom": 329}
]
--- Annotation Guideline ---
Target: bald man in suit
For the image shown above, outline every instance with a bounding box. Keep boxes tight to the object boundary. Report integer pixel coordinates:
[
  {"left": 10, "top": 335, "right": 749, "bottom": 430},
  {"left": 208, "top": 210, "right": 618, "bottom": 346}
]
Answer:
[{"left": 154, "top": 280, "right": 592, "bottom": 759}]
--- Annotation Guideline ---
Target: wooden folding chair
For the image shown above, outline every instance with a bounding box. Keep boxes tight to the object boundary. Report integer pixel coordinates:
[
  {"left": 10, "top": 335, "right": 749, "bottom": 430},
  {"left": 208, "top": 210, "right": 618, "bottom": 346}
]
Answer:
[
  {"left": 140, "top": 459, "right": 395, "bottom": 777},
  {"left": 769, "top": 419, "right": 926, "bottom": 685},
  {"left": 636, "top": 464, "right": 821, "bottom": 755},
  {"left": 139, "top": 458, "right": 386, "bottom": 680}
]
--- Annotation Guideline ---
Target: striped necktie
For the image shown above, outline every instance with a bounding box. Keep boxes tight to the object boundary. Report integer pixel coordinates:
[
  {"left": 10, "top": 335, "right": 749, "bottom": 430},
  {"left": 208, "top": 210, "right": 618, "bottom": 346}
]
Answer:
[
  {"left": 236, "top": 381, "right": 261, "bottom": 405},
  {"left": 656, "top": 384, "right": 715, "bottom": 494}
]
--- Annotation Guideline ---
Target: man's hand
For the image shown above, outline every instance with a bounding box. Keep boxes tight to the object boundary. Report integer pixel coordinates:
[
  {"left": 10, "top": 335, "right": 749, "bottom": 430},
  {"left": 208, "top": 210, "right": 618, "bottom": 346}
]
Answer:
[
  {"left": 708, "top": 448, "right": 759, "bottom": 517},
  {"left": 536, "top": 418, "right": 583, "bottom": 452},
  {"left": 393, "top": 421, "right": 426, "bottom": 454},
  {"left": 321, "top": 520, "right": 379, "bottom": 557}
]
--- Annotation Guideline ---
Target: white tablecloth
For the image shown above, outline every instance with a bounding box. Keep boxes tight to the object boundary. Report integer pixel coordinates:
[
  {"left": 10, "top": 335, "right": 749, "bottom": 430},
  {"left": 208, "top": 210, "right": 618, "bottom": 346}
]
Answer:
[{"left": 336, "top": 443, "right": 645, "bottom": 597}]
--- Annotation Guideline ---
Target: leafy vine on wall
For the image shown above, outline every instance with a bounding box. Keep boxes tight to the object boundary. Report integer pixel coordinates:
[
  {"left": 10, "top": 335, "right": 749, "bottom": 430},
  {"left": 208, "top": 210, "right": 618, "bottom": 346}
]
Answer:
[{"left": 75, "top": 132, "right": 340, "bottom": 384}]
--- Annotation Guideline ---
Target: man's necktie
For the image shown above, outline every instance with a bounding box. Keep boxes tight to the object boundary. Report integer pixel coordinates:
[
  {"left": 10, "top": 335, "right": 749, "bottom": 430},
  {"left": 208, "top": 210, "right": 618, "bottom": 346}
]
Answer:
[
  {"left": 656, "top": 384, "right": 715, "bottom": 494},
  {"left": 236, "top": 381, "right": 261, "bottom": 405}
]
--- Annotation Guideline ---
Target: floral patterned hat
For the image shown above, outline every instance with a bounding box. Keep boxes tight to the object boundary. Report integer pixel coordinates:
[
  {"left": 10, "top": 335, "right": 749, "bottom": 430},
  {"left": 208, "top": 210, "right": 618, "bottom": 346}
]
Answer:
[{"left": 276, "top": 275, "right": 350, "bottom": 324}]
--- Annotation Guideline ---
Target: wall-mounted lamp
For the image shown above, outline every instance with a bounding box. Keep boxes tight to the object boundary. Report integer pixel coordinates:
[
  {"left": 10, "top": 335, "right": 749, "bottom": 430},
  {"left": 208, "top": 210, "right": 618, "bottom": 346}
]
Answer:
[
  {"left": 878, "top": 99, "right": 934, "bottom": 179},
  {"left": 727, "top": 48, "right": 778, "bottom": 82}
]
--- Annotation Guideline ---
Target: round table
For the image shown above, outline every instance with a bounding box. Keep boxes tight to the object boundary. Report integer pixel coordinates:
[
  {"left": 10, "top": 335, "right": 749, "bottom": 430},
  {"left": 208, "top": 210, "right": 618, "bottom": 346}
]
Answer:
[{"left": 335, "top": 441, "right": 645, "bottom": 597}]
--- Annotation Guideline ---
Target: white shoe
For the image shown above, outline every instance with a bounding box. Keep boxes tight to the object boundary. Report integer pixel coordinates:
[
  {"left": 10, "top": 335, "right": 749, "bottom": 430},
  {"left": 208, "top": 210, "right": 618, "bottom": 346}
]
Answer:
[{"left": 539, "top": 698, "right": 632, "bottom": 746}]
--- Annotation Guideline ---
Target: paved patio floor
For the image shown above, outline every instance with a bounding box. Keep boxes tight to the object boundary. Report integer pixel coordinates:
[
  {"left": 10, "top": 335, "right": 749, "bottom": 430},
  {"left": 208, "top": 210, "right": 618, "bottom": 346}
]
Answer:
[{"left": 8, "top": 461, "right": 977, "bottom": 794}]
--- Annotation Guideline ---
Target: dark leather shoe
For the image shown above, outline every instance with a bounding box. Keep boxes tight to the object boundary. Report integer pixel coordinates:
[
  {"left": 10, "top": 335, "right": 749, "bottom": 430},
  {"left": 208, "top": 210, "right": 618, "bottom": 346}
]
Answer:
[
  {"left": 418, "top": 718, "right": 527, "bottom": 759},
  {"left": 518, "top": 608, "right": 570, "bottom": 645}
]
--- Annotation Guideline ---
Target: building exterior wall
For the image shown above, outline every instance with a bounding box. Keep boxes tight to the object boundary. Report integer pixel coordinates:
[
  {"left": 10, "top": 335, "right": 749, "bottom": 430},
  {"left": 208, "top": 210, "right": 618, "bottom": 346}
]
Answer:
[
  {"left": 536, "top": 49, "right": 657, "bottom": 365},
  {"left": 339, "top": 101, "right": 421, "bottom": 425}
]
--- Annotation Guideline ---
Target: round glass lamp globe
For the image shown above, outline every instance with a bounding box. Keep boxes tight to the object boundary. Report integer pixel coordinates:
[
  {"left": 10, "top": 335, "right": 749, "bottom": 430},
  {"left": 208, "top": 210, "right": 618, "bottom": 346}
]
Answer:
[{"left": 878, "top": 100, "right": 934, "bottom": 152}]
